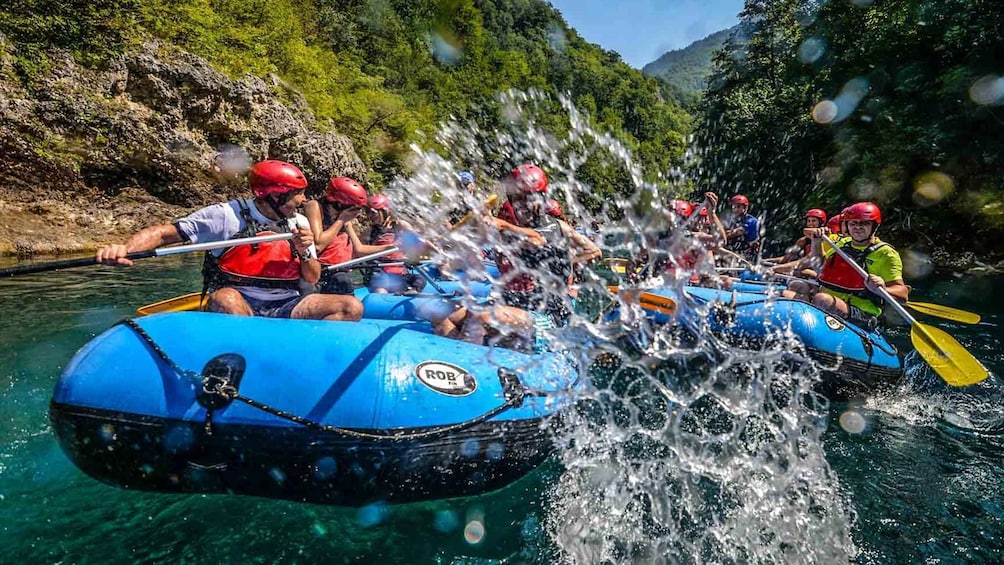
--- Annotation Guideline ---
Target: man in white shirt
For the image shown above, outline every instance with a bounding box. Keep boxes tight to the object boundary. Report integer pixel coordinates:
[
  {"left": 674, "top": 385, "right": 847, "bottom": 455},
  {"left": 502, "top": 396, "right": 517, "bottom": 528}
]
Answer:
[{"left": 96, "top": 160, "right": 363, "bottom": 320}]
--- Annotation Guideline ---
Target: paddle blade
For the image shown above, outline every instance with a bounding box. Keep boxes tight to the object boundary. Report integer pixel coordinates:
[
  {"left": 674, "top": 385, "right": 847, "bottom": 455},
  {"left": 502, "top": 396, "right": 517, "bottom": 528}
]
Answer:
[
  {"left": 450, "top": 194, "right": 499, "bottom": 230},
  {"left": 911, "top": 322, "right": 990, "bottom": 387},
  {"left": 136, "top": 292, "right": 206, "bottom": 316},
  {"left": 906, "top": 301, "right": 981, "bottom": 325}
]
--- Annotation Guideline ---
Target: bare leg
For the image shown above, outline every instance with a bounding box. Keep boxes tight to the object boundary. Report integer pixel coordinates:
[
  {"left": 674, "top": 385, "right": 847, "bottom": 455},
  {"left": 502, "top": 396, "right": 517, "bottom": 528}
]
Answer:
[
  {"left": 208, "top": 288, "right": 254, "bottom": 316},
  {"left": 291, "top": 294, "right": 364, "bottom": 321},
  {"left": 428, "top": 305, "right": 468, "bottom": 339},
  {"left": 784, "top": 279, "right": 816, "bottom": 301},
  {"left": 811, "top": 292, "right": 849, "bottom": 317}
]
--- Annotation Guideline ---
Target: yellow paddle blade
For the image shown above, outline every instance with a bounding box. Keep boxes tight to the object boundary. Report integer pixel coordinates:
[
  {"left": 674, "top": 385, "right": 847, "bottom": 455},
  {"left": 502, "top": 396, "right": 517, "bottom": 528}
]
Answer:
[
  {"left": 906, "top": 301, "right": 981, "bottom": 325},
  {"left": 451, "top": 194, "right": 499, "bottom": 230},
  {"left": 136, "top": 292, "right": 206, "bottom": 316},
  {"left": 911, "top": 322, "right": 989, "bottom": 387}
]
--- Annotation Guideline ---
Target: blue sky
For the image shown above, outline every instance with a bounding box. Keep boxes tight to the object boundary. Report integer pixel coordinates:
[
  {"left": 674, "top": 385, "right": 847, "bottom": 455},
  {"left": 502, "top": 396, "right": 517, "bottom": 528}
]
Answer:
[{"left": 547, "top": 0, "right": 745, "bottom": 68}]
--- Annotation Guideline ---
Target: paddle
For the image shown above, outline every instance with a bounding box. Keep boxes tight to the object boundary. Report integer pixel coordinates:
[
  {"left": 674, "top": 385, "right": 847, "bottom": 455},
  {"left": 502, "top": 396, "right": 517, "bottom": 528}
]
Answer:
[
  {"left": 0, "top": 233, "right": 295, "bottom": 277},
  {"left": 762, "top": 272, "right": 981, "bottom": 325},
  {"left": 821, "top": 236, "right": 988, "bottom": 387},
  {"left": 137, "top": 195, "right": 501, "bottom": 315},
  {"left": 136, "top": 251, "right": 407, "bottom": 316},
  {"left": 607, "top": 286, "right": 677, "bottom": 316}
]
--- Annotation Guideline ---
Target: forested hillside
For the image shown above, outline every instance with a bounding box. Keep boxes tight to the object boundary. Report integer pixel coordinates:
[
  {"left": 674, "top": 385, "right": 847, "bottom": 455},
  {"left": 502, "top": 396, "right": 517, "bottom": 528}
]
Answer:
[
  {"left": 696, "top": 0, "right": 1004, "bottom": 258},
  {"left": 642, "top": 27, "right": 738, "bottom": 106},
  {"left": 1, "top": 0, "right": 690, "bottom": 195}
]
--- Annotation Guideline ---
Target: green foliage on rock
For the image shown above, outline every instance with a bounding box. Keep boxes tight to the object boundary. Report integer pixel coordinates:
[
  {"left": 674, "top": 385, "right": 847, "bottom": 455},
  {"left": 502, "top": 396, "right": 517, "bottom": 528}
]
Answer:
[
  {"left": 1, "top": 0, "right": 691, "bottom": 201},
  {"left": 697, "top": 0, "right": 1004, "bottom": 254}
]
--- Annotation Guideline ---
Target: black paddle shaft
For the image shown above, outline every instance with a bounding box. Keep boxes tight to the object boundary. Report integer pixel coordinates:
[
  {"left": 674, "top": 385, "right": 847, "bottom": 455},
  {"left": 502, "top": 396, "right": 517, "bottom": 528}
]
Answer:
[{"left": 0, "top": 250, "right": 157, "bottom": 277}]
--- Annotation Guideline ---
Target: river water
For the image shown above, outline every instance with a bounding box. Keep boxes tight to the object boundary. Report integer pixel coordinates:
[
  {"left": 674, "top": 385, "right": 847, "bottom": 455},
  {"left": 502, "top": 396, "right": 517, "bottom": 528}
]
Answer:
[{"left": 0, "top": 254, "right": 1001, "bottom": 563}]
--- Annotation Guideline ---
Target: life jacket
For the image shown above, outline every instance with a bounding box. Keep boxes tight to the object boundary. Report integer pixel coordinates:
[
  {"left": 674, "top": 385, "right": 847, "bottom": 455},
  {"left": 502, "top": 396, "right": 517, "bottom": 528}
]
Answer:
[
  {"left": 317, "top": 204, "right": 353, "bottom": 266},
  {"left": 202, "top": 199, "right": 301, "bottom": 290},
  {"left": 818, "top": 238, "right": 889, "bottom": 296},
  {"left": 368, "top": 221, "right": 405, "bottom": 275},
  {"left": 496, "top": 215, "right": 572, "bottom": 295},
  {"left": 496, "top": 201, "right": 518, "bottom": 225}
]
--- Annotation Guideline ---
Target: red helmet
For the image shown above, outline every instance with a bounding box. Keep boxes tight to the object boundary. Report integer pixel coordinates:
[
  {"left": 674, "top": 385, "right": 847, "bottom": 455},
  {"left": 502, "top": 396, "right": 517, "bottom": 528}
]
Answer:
[
  {"left": 368, "top": 194, "right": 391, "bottom": 211},
  {"left": 545, "top": 198, "right": 563, "bottom": 217},
  {"left": 826, "top": 214, "right": 842, "bottom": 233},
  {"left": 671, "top": 200, "right": 693, "bottom": 218},
  {"left": 326, "top": 177, "right": 368, "bottom": 206},
  {"left": 842, "top": 202, "right": 882, "bottom": 225},
  {"left": 806, "top": 208, "right": 827, "bottom": 223},
  {"left": 248, "top": 160, "right": 308, "bottom": 199},
  {"left": 730, "top": 194, "right": 749, "bottom": 206},
  {"left": 510, "top": 164, "right": 548, "bottom": 194}
]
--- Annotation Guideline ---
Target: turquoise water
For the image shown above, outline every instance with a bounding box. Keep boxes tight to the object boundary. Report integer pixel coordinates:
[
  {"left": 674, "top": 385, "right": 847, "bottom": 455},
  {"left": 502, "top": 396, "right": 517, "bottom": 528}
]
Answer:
[{"left": 1, "top": 255, "right": 1002, "bottom": 563}]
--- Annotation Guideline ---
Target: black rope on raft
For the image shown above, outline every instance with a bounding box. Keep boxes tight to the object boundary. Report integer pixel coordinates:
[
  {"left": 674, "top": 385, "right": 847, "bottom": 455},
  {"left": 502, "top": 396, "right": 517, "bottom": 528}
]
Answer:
[{"left": 120, "top": 318, "right": 533, "bottom": 441}]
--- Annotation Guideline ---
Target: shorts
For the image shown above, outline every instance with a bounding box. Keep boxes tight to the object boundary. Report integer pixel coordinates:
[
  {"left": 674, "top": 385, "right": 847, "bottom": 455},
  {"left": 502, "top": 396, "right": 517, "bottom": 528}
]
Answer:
[
  {"left": 847, "top": 305, "right": 879, "bottom": 331},
  {"left": 242, "top": 294, "right": 303, "bottom": 318},
  {"left": 318, "top": 270, "right": 355, "bottom": 295},
  {"left": 367, "top": 271, "right": 426, "bottom": 294}
]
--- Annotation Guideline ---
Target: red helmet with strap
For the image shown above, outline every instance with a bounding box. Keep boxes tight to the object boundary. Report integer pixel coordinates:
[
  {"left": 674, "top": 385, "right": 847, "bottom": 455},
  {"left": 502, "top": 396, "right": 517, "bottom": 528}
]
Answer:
[
  {"left": 248, "top": 160, "right": 308, "bottom": 199},
  {"left": 806, "top": 208, "right": 827, "bottom": 223},
  {"left": 368, "top": 194, "right": 391, "bottom": 211},
  {"left": 730, "top": 194, "right": 749, "bottom": 206},
  {"left": 826, "top": 214, "right": 842, "bottom": 233},
  {"left": 842, "top": 202, "right": 882, "bottom": 225},
  {"left": 327, "top": 177, "right": 368, "bottom": 206},
  {"left": 545, "top": 198, "right": 563, "bottom": 217},
  {"left": 671, "top": 200, "right": 693, "bottom": 218},
  {"left": 510, "top": 164, "right": 548, "bottom": 194}
]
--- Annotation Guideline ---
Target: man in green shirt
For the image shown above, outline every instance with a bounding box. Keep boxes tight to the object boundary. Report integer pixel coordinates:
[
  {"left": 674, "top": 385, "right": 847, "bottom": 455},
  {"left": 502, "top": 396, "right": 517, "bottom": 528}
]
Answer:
[{"left": 790, "top": 202, "right": 910, "bottom": 329}]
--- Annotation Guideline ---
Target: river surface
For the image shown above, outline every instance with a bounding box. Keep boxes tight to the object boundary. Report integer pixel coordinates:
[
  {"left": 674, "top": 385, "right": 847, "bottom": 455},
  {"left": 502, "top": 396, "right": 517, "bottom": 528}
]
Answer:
[{"left": 0, "top": 255, "right": 1002, "bottom": 563}]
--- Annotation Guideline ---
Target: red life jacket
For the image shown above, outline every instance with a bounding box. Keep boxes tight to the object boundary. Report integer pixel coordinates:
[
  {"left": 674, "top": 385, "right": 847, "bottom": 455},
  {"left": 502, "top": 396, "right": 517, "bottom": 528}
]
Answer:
[
  {"left": 369, "top": 222, "right": 405, "bottom": 275},
  {"left": 317, "top": 205, "right": 353, "bottom": 266},
  {"left": 818, "top": 238, "right": 888, "bottom": 295},
  {"left": 202, "top": 199, "right": 301, "bottom": 290},
  {"left": 217, "top": 230, "right": 301, "bottom": 281}
]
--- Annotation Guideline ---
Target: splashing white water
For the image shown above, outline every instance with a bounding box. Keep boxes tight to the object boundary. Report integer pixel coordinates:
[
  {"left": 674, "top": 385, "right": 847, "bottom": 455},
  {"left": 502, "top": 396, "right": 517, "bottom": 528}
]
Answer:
[{"left": 385, "top": 89, "right": 856, "bottom": 563}]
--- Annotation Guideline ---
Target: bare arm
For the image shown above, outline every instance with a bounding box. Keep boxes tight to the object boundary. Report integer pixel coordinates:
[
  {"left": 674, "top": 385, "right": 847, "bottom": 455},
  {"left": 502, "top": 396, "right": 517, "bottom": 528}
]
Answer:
[
  {"left": 96, "top": 224, "right": 184, "bottom": 266},
  {"left": 347, "top": 222, "right": 395, "bottom": 257},
  {"left": 561, "top": 220, "right": 601, "bottom": 265}
]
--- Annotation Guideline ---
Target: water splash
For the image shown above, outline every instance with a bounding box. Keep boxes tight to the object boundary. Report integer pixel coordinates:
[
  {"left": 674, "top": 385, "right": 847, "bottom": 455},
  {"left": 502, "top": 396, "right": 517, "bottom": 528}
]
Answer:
[{"left": 381, "top": 90, "right": 855, "bottom": 562}]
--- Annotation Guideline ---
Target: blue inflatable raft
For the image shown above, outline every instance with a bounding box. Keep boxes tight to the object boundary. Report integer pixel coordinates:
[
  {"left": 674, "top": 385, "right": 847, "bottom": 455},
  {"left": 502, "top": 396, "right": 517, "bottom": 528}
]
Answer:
[
  {"left": 643, "top": 285, "right": 904, "bottom": 399},
  {"left": 50, "top": 312, "right": 578, "bottom": 506}
]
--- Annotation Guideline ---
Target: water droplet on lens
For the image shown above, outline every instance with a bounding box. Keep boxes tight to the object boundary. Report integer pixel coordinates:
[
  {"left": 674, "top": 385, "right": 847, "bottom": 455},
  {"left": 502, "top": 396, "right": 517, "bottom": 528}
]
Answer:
[
  {"left": 464, "top": 519, "right": 486, "bottom": 544},
  {"left": 797, "top": 37, "right": 826, "bottom": 64},
  {"left": 912, "top": 171, "right": 954, "bottom": 206},
  {"left": 313, "top": 456, "right": 337, "bottom": 479},
  {"left": 969, "top": 75, "right": 1004, "bottom": 106},
  {"left": 812, "top": 100, "right": 838, "bottom": 124},
  {"left": 357, "top": 502, "right": 388, "bottom": 528},
  {"left": 433, "top": 510, "right": 460, "bottom": 532},
  {"left": 839, "top": 410, "right": 867, "bottom": 434},
  {"left": 461, "top": 438, "right": 480, "bottom": 458}
]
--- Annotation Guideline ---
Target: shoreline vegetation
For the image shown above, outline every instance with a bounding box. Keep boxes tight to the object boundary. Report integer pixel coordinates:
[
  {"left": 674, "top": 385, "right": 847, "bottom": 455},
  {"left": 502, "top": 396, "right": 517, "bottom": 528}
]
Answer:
[{"left": 2, "top": 0, "right": 1001, "bottom": 272}]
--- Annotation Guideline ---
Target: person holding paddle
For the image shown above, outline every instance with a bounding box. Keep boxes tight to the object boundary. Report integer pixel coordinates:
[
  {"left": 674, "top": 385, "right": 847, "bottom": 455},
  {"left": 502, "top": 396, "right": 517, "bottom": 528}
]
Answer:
[
  {"left": 433, "top": 164, "right": 600, "bottom": 350},
  {"left": 95, "top": 160, "right": 364, "bottom": 321},
  {"left": 349, "top": 194, "right": 425, "bottom": 294},
  {"left": 784, "top": 202, "right": 909, "bottom": 330}
]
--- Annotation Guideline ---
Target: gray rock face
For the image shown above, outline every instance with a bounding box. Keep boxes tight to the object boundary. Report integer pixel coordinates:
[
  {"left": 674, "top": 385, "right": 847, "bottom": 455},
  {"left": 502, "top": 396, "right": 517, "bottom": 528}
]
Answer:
[{"left": 0, "top": 39, "right": 365, "bottom": 256}]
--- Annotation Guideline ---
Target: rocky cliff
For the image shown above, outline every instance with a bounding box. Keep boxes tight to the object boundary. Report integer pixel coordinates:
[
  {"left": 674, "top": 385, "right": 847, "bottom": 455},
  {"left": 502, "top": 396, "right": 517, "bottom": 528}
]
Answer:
[{"left": 0, "top": 39, "right": 365, "bottom": 257}]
